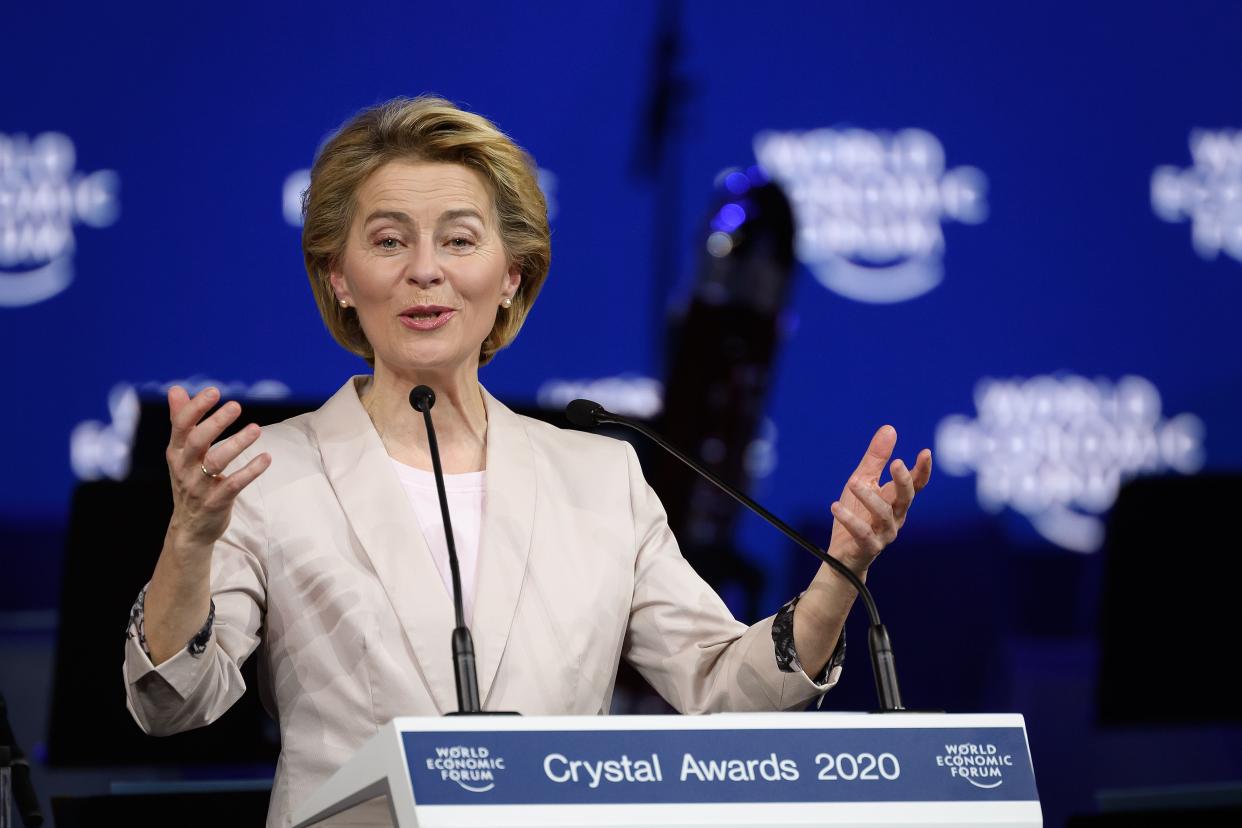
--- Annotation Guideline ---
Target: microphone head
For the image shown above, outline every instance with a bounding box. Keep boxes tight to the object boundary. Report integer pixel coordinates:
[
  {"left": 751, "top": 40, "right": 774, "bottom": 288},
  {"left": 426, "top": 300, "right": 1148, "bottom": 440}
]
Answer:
[
  {"left": 409, "top": 385, "right": 436, "bottom": 413},
  {"left": 565, "top": 399, "right": 605, "bottom": 429}
]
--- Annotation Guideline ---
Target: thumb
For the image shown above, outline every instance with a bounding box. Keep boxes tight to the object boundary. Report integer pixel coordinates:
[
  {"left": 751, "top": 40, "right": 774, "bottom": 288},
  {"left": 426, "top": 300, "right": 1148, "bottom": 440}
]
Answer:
[{"left": 853, "top": 425, "right": 897, "bottom": 482}]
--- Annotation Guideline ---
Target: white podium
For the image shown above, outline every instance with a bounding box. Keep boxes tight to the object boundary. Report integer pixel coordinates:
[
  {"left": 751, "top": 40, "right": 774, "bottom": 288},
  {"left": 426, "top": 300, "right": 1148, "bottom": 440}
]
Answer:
[{"left": 293, "top": 712, "right": 1041, "bottom": 828}]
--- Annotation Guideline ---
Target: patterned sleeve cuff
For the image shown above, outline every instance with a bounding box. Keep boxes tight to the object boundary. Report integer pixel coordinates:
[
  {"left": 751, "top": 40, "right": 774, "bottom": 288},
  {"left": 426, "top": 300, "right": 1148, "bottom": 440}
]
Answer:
[
  {"left": 772, "top": 593, "right": 846, "bottom": 684},
  {"left": 126, "top": 583, "right": 216, "bottom": 659}
]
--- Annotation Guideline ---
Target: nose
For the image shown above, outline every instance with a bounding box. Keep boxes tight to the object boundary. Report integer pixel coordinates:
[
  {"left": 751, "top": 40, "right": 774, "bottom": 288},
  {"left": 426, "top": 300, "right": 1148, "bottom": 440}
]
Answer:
[{"left": 404, "top": 236, "right": 444, "bottom": 288}]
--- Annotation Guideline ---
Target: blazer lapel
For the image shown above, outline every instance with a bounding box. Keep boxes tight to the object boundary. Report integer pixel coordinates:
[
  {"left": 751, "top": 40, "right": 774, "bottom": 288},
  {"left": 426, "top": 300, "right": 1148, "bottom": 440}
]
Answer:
[
  {"left": 473, "top": 386, "right": 536, "bottom": 707},
  {"left": 308, "top": 376, "right": 456, "bottom": 714}
]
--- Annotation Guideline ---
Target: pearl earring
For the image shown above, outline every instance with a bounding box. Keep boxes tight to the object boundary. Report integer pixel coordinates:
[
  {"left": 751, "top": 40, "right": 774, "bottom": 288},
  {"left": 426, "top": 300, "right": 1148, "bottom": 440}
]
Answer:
[
  {"left": 339, "top": 299, "right": 349, "bottom": 308},
  {"left": 501, "top": 297, "right": 513, "bottom": 309}
]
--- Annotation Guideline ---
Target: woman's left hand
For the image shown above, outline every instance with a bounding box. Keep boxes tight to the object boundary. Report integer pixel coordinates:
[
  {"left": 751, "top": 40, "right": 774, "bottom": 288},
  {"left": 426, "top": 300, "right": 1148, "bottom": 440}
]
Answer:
[
  {"left": 827, "top": 425, "right": 932, "bottom": 579},
  {"left": 790, "top": 426, "right": 932, "bottom": 678}
]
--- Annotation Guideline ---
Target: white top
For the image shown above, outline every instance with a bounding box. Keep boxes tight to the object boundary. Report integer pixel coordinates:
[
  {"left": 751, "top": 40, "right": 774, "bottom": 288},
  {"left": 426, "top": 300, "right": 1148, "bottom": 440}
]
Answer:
[{"left": 389, "top": 459, "right": 485, "bottom": 625}]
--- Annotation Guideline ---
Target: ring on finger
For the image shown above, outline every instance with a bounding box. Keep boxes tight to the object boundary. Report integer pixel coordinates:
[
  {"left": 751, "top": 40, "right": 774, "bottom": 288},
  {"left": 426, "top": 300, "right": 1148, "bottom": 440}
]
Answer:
[{"left": 200, "top": 462, "right": 221, "bottom": 479}]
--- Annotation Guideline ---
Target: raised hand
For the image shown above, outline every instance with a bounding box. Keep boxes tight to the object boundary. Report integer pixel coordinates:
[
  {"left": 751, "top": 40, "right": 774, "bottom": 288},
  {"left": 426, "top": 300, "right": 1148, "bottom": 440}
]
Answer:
[
  {"left": 826, "top": 425, "right": 932, "bottom": 578},
  {"left": 140, "top": 386, "right": 271, "bottom": 665},
  {"left": 789, "top": 426, "right": 932, "bottom": 677},
  {"left": 165, "top": 385, "right": 271, "bottom": 548}
]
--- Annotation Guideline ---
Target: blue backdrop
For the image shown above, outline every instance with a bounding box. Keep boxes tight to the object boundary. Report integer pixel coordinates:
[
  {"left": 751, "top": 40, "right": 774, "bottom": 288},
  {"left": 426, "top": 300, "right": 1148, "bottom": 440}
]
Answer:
[{"left": 4, "top": 2, "right": 1241, "bottom": 825}]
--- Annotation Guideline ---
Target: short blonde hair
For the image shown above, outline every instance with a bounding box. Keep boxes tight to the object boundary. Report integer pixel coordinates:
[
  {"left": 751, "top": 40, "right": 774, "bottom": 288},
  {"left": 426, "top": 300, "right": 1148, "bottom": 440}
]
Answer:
[{"left": 302, "top": 96, "right": 550, "bottom": 366}]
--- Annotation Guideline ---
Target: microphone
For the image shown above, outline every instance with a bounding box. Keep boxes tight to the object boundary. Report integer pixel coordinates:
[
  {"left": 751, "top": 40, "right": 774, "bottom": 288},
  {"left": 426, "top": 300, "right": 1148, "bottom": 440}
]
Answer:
[
  {"left": 566, "top": 399, "right": 906, "bottom": 713},
  {"left": 409, "top": 385, "right": 482, "bottom": 715}
]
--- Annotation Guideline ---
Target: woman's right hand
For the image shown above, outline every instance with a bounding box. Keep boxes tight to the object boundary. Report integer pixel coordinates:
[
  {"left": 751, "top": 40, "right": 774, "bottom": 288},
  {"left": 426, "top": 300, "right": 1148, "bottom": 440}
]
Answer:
[{"left": 166, "top": 385, "right": 271, "bottom": 549}]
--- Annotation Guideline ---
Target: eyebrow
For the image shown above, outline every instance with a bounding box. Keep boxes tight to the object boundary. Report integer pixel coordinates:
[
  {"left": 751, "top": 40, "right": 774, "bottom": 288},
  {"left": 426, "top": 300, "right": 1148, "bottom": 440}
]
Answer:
[
  {"left": 439, "top": 208, "right": 487, "bottom": 225},
  {"left": 363, "top": 210, "right": 411, "bottom": 226},
  {"left": 362, "top": 208, "right": 487, "bottom": 226}
]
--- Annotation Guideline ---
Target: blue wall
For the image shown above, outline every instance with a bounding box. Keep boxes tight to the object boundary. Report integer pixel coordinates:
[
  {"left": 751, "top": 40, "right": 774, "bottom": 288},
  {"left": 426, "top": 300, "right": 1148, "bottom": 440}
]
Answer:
[{"left": 4, "top": 2, "right": 1241, "bottom": 824}]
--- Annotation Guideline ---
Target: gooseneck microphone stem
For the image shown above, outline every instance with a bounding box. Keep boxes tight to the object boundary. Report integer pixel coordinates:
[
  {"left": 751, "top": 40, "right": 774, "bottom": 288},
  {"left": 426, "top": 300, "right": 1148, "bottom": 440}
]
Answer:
[
  {"left": 410, "top": 385, "right": 482, "bottom": 715},
  {"left": 566, "top": 399, "right": 905, "bottom": 712},
  {"left": 421, "top": 404, "right": 467, "bottom": 631},
  {"left": 579, "top": 405, "right": 880, "bottom": 620}
]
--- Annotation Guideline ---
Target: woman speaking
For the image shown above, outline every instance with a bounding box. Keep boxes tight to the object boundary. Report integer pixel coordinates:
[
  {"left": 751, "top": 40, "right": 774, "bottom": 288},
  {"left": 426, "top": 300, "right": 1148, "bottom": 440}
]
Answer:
[{"left": 123, "top": 96, "right": 932, "bottom": 827}]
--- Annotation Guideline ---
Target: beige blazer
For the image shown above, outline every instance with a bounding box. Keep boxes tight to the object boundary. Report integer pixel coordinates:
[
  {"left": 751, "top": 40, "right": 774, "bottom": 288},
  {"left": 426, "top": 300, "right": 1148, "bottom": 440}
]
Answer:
[{"left": 124, "top": 377, "right": 837, "bottom": 827}]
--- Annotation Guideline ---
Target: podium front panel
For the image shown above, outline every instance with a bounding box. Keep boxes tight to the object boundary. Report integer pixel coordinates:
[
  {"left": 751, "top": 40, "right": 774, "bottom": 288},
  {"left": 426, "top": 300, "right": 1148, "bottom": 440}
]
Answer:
[{"left": 296, "top": 712, "right": 1041, "bottom": 827}]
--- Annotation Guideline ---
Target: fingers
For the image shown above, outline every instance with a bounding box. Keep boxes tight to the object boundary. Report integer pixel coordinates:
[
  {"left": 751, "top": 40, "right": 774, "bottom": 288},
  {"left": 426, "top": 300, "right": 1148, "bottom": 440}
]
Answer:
[
  {"left": 887, "top": 458, "right": 916, "bottom": 521},
  {"left": 912, "top": 448, "right": 933, "bottom": 492},
  {"left": 168, "top": 386, "right": 220, "bottom": 450},
  {"left": 848, "top": 478, "right": 898, "bottom": 543},
  {"left": 201, "top": 422, "right": 262, "bottom": 477},
  {"left": 168, "top": 385, "right": 190, "bottom": 422},
  {"left": 830, "top": 500, "right": 885, "bottom": 556},
  {"left": 163, "top": 385, "right": 271, "bottom": 548},
  {"left": 169, "top": 449, "right": 271, "bottom": 548},
  {"left": 852, "top": 425, "right": 897, "bottom": 483},
  {"left": 165, "top": 385, "right": 261, "bottom": 485},
  {"left": 831, "top": 433, "right": 932, "bottom": 568},
  {"left": 214, "top": 452, "right": 272, "bottom": 498},
  {"left": 182, "top": 401, "right": 244, "bottom": 465}
]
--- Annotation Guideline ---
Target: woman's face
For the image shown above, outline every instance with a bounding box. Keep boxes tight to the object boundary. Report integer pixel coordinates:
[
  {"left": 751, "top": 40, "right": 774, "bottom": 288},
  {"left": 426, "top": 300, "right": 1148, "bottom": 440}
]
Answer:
[{"left": 330, "top": 160, "right": 520, "bottom": 380}]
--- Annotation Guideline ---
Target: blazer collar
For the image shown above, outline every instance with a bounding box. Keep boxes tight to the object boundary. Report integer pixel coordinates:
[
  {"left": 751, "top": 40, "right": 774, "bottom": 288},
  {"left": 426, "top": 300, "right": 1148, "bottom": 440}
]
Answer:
[
  {"left": 308, "top": 376, "right": 535, "bottom": 713},
  {"left": 475, "top": 384, "right": 537, "bottom": 708}
]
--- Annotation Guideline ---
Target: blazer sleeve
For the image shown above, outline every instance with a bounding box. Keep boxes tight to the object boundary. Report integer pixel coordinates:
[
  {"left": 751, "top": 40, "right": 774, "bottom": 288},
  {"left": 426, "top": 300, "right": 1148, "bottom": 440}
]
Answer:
[
  {"left": 619, "top": 442, "right": 838, "bottom": 714},
  {"left": 122, "top": 448, "right": 268, "bottom": 736}
]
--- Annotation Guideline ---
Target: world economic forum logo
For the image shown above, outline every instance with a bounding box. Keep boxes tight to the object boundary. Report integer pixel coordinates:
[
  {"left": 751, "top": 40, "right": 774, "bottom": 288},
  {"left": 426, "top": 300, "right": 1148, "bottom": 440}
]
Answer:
[
  {"left": 935, "top": 375, "right": 1205, "bottom": 553},
  {"left": 1151, "top": 129, "right": 1242, "bottom": 263},
  {"left": 935, "top": 742, "right": 1014, "bottom": 790},
  {"left": 0, "top": 132, "right": 119, "bottom": 307},
  {"left": 753, "top": 128, "right": 987, "bottom": 303},
  {"left": 424, "top": 744, "right": 506, "bottom": 793}
]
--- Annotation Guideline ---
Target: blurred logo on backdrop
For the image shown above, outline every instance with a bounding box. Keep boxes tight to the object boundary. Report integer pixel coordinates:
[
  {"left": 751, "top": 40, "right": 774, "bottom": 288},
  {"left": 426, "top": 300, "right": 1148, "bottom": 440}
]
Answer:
[
  {"left": 71, "top": 377, "right": 291, "bottom": 481},
  {"left": 0, "top": 132, "right": 120, "bottom": 307},
  {"left": 934, "top": 375, "right": 1205, "bottom": 553},
  {"left": 536, "top": 375, "right": 780, "bottom": 479},
  {"left": 282, "top": 167, "right": 560, "bottom": 226},
  {"left": 1151, "top": 128, "right": 1242, "bottom": 263},
  {"left": 753, "top": 128, "right": 987, "bottom": 303},
  {"left": 537, "top": 374, "right": 664, "bottom": 419}
]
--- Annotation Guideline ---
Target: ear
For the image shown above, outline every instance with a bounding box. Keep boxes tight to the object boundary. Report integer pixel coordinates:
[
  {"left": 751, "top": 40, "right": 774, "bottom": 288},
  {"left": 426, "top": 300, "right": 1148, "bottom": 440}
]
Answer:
[
  {"left": 502, "top": 264, "right": 522, "bottom": 303},
  {"left": 328, "top": 269, "right": 353, "bottom": 306}
]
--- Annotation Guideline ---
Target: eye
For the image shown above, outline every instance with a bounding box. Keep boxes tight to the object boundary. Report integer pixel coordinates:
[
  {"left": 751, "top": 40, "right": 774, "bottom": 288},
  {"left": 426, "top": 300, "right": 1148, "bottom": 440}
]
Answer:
[
  {"left": 447, "top": 236, "right": 477, "bottom": 251},
  {"left": 377, "top": 237, "right": 400, "bottom": 250}
]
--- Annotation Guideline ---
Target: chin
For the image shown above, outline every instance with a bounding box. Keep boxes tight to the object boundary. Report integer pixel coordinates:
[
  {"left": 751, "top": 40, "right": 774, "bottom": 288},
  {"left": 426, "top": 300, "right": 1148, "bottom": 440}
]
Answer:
[{"left": 381, "top": 345, "right": 476, "bottom": 376}]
